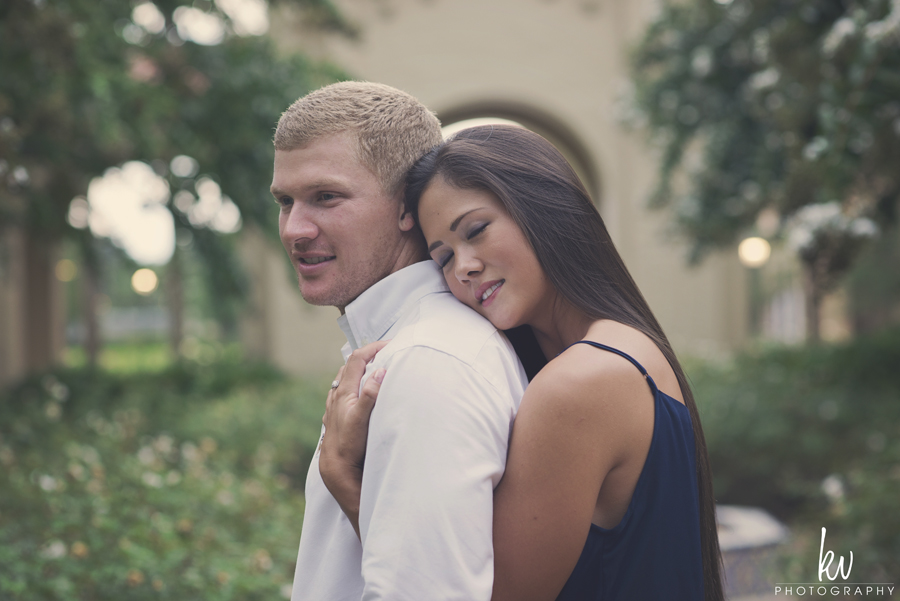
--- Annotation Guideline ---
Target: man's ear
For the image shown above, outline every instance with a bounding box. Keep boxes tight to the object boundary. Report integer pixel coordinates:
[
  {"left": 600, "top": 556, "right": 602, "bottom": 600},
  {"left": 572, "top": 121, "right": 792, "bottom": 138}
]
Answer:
[{"left": 398, "top": 204, "right": 416, "bottom": 232}]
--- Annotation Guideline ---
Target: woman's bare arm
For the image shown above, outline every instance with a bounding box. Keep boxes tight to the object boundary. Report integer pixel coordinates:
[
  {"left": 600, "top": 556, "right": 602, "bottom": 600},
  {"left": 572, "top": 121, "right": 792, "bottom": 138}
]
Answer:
[{"left": 491, "top": 350, "right": 655, "bottom": 601}]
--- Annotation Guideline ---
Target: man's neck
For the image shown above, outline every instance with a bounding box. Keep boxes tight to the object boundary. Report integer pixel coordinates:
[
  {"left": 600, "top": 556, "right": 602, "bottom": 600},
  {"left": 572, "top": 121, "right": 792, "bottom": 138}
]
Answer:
[
  {"left": 337, "top": 251, "right": 429, "bottom": 316},
  {"left": 337, "top": 233, "right": 427, "bottom": 315}
]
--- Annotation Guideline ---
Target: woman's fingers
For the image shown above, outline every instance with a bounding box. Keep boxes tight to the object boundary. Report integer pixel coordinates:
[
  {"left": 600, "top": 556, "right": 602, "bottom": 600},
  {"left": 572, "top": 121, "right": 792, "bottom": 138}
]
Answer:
[
  {"left": 359, "top": 339, "right": 390, "bottom": 360},
  {"left": 337, "top": 340, "right": 390, "bottom": 394},
  {"left": 325, "top": 340, "right": 389, "bottom": 430},
  {"left": 325, "top": 365, "right": 344, "bottom": 414},
  {"left": 356, "top": 368, "right": 386, "bottom": 417}
]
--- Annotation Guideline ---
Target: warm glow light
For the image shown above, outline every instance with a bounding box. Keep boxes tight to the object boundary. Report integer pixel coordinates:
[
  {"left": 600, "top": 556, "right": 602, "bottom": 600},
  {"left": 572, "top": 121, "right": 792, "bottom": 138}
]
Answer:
[
  {"left": 131, "top": 268, "right": 159, "bottom": 295},
  {"left": 738, "top": 237, "right": 771, "bottom": 268},
  {"left": 55, "top": 259, "right": 77, "bottom": 282}
]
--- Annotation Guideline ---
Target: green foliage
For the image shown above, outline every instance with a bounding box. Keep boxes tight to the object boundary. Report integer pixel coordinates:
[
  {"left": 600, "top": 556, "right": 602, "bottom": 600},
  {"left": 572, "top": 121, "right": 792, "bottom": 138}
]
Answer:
[
  {"left": 630, "top": 0, "right": 900, "bottom": 262},
  {"left": 690, "top": 328, "right": 900, "bottom": 582},
  {"left": 845, "top": 225, "right": 900, "bottom": 332},
  {"left": 64, "top": 340, "right": 175, "bottom": 373},
  {"left": 0, "top": 0, "right": 347, "bottom": 311},
  {"left": 0, "top": 359, "right": 328, "bottom": 600}
]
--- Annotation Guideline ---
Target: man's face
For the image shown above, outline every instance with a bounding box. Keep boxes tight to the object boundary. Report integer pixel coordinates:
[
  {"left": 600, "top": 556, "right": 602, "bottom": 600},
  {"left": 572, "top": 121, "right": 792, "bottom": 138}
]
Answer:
[{"left": 271, "top": 132, "right": 411, "bottom": 311}]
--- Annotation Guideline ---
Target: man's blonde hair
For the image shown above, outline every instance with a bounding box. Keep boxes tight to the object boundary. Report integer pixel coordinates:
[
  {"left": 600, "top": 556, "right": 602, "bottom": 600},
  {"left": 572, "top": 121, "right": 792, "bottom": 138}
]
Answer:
[{"left": 274, "top": 82, "right": 443, "bottom": 197}]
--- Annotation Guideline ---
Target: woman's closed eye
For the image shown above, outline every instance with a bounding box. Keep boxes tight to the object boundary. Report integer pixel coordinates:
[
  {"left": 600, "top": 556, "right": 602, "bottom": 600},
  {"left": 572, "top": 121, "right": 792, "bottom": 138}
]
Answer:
[
  {"left": 436, "top": 250, "right": 454, "bottom": 270},
  {"left": 467, "top": 223, "right": 488, "bottom": 240}
]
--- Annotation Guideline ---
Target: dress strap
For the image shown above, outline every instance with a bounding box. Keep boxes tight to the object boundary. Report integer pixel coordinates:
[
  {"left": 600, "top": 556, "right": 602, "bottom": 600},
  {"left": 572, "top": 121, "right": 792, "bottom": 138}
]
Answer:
[{"left": 566, "top": 340, "right": 659, "bottom": 396}]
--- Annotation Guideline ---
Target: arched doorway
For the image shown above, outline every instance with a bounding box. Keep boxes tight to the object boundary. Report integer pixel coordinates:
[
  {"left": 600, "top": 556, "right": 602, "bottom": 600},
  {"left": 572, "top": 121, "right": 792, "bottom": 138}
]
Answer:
[{"left": 437, "top": 101, "right": 601, "bottom": 204}]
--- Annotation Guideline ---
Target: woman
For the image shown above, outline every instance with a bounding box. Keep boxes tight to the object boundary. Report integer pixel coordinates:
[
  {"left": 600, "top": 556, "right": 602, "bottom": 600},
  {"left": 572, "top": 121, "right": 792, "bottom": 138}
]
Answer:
[{"left": 320, "top": 125, "right": 724, "bottom": 601}]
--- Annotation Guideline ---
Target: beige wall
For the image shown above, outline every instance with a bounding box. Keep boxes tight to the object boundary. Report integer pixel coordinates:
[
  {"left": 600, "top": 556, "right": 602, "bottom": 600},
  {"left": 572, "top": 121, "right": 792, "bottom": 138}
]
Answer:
[
  {"left": 248, "top": 0, "right": 749, "bottom": 375},
  {"left": 239, "top": 227, "right": 347, "bottom": 375}
]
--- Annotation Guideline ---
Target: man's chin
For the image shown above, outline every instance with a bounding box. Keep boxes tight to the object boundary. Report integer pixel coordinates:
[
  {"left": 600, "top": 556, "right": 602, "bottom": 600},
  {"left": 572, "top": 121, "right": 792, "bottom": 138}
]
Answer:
[{"left": 297, "top": 284, "right": 353, "bottom": 310}]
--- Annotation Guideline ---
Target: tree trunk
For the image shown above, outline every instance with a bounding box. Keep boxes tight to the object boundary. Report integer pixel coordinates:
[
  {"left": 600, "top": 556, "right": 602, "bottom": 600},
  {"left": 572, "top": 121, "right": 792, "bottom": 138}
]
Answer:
[
  {"left": 802, "top": 261, "right": 822, "bottom": 344},
  {"left": 81, "top": 261, "right": 101, "bottom": 367},
  {"left": 167, "top": 250, "right": 184, "bottom": 357},
  {"left": 23, "top": 232, "right": 64, "bottom": 372}
]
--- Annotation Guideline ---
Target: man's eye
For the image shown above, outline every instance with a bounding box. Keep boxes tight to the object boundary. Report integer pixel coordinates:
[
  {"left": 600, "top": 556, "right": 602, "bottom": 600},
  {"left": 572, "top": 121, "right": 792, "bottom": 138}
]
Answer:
[
  {"left": 318, "top": 192, "right": 337, "bottom": 202},
  {"left": 277, "top": 196, "right": 293, "bottom": 208}
]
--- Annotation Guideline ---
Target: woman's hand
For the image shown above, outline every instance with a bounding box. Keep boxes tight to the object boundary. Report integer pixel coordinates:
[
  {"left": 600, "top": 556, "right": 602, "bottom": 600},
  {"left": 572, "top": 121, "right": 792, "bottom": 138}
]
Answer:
[{"left": 319, "top": 340, "right": 389, "bottom": 539}]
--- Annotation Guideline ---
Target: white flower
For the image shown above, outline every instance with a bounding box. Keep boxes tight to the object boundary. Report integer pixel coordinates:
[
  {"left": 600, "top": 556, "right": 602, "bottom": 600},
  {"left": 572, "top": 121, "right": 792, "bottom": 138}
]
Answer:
[
  {"left": 802, "top": 136, "right": 829, "bottom": 161},
  {"left": 152, "top": 434, "right": 174, "bottom": 455},
  {"left": 181, "top": 442, "right": 201, "bottom": 463},
  {"left": 821, "top": 474, "right": 845, "bottom": 501},
  {"left": 864, "top": 0, "right": 900, "bottom": 43},
  {"left": 748, "top": 67, "right": 780, "bottom": 91},
  {"left": 691, "top": 46, "right": 714, "bottom": 77},
  {"left": 137, "top": 446, "right": 156, "bottom": 466},
  {"left": 142, "top": 472, "right": 164, "bottom": 488},
  {"left": 39, "top": 475, "right": 58, "bottom": 492},
  {"left": 822, "top": 17, "right": 857, "bottom": 56},
  {"left": 40, "top": 540, "right": 67, "bottom": 559},
  {"left": 68, "top": 463, "right": 86, "bottom": 481},
  {"left": 81, "top": 446, "right": 100, "bottom": 466},
  {"left": 788, "top": 226, "right": 815, "bottom": 252},
  {"left": 849, "top": 217, "right": 878, "bottom": 238}
]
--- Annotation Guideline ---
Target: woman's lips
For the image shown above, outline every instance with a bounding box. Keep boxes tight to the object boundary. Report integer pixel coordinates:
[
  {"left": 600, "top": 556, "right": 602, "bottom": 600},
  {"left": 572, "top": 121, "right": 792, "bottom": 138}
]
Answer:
[{"left": 479, "top": 280, "right": 504, "bottom": 307}]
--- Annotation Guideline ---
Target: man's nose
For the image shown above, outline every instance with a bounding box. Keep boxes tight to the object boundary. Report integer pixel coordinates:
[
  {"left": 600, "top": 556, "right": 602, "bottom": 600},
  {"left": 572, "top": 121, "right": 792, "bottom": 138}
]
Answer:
[{"left": 281, "top": 203, "right": 319, "bottom": 242}]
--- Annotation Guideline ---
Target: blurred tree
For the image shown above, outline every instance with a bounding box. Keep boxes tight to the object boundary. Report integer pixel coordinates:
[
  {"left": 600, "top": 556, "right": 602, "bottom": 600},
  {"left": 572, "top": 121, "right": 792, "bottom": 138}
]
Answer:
[
  {"left": 630, "top": 0, "right": 900, "bottom": 341},
  {"left": 0, "top": 0, "right": 348, "bottom": 365}
]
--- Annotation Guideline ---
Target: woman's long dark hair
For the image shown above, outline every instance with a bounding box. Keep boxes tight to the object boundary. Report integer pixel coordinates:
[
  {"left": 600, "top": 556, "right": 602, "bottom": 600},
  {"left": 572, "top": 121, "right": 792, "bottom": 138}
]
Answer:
[{"left": 405, "top": 125, "right": 724, "bottom": 601}]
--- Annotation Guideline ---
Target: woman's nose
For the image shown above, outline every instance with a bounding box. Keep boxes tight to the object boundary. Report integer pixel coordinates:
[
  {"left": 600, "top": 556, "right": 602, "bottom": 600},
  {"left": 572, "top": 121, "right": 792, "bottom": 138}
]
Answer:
[{"left": 454, "top": 249, "right": 482, "bottom": 283}]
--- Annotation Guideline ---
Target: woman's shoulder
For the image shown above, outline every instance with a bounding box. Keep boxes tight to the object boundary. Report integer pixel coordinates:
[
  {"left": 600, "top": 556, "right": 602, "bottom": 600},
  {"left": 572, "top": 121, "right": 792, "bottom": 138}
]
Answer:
[
  {"left": 527, "top": 343, "right": 648, "bottom": 417},
  {"left": 528, "top": 321, "right": 680, "bottom": 410},
  {"left": 580, "top": 321, "right": 683, "bottom": 402}
]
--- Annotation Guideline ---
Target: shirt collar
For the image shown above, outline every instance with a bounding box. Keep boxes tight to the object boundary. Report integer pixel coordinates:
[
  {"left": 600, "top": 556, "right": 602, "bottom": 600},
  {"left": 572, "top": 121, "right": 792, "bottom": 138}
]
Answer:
[{"left": 337, "top": 260, "right": 449, "bottom": 353}]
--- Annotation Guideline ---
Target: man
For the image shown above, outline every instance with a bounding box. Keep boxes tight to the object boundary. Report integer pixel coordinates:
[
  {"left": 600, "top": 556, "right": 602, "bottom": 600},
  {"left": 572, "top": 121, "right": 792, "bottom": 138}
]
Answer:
[{"left": 272, "top": 82, "right": 528, "bottom": 600}]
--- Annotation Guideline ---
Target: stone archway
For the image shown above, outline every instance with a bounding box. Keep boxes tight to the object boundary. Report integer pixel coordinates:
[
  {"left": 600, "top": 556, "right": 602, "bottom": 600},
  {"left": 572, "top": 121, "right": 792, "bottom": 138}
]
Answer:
[{"left": 437, "top": 101, "right": 601, "bottom": 203}]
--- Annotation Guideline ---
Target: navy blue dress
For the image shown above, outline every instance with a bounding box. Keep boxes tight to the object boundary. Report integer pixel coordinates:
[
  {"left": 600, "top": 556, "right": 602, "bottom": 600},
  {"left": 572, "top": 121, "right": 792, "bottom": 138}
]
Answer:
[{"left": 555, "top": 341, "right": 705, "bottom": 601}]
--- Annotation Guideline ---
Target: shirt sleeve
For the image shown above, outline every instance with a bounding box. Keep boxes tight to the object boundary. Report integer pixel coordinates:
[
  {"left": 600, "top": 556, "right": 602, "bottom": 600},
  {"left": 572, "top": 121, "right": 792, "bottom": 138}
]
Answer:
[{"left": 357, "top": 345, "right": 515, "bottom": 601}]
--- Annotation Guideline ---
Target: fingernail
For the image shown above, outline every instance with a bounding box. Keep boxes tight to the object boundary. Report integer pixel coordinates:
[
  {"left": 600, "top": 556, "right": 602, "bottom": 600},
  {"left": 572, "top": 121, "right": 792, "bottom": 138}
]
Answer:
[{"left": 374, "top": 368, "right": 386, "bottom": 383}]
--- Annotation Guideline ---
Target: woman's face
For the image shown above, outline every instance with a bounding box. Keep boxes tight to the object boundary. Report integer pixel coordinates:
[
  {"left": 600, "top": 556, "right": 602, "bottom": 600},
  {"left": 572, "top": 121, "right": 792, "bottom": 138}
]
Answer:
[{"left": 418, "top": 177, "right": 555, "bottom": 330}]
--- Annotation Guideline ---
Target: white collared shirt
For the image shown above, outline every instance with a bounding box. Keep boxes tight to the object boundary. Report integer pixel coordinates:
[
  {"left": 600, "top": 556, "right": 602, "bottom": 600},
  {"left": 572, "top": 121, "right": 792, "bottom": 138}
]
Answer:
[{"left": 291, "top": 260, "right": 527, "bottom": 601}]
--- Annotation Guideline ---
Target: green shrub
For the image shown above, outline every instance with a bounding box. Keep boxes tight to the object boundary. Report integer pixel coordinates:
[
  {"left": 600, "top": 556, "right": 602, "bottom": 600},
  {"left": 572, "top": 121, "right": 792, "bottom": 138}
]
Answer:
[
  {"left": 689, "top": 328, "right": 900, "bottom": 587},
  {"left": 0, "top": 359, "right": 328, "bottom": 600}
]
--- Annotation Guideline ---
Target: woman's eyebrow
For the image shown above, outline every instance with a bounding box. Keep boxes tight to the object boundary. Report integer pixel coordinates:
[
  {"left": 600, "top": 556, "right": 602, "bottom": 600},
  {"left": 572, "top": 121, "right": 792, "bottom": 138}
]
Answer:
[
  {"left": 450, "top": 209, "right": 478, "bottom": 231},
  {"left": 428, "top": 208, "right": 484, "bottom": 253}
]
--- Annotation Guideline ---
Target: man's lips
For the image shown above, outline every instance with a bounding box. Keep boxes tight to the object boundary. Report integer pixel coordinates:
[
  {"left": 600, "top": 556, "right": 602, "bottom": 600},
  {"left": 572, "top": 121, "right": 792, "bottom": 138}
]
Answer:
[
  {"left": 476, "top": 279, "right": 504, "bottom": 305},
  {"left": 297, "top": 255, "right": 335, "bottom": 265},
  {"left": 293, "top": 254, "right": 336, "bottom": 274}
]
